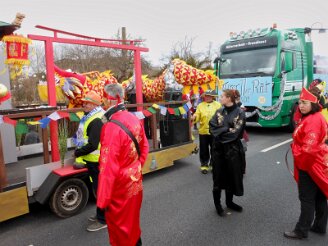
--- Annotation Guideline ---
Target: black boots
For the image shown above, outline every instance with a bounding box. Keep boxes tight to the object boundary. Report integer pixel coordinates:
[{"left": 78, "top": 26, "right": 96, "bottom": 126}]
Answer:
[
  {"left": 226, "top": 191, "right": 243, "bottom": 212},
  {"left": 212, "top": 188, "right": 226, "bottom": 217},
  {"left": 213, "top": 189, "right": 243, "bottom": 216}
]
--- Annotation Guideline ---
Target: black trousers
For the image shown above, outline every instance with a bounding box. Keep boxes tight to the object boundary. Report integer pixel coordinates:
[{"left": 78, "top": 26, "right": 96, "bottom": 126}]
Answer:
[
  {"left": 211, "top": 141, "right": 244, "bottom": 196},
  {"left": 135, "top": 238, "right": 142, "bottom": 246},
  {"left": 199, "top": 134, "right": 213, "bottom": 166},
  {"left": 295, "top": 170, "right": 328, "bottom": 236},
  {"left": 86, "top": 161, "right": 106, "bottom": 224}
]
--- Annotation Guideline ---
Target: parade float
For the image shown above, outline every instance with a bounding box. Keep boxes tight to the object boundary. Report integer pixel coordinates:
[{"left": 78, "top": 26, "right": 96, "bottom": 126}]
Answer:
[{"left": 0, "top": 24, "right": 201, "bottom": 222}]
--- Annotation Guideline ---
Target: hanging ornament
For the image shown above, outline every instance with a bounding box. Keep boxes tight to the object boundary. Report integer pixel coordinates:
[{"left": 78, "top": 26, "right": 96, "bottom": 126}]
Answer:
[
  {"left": 0, "top": 83, "right": 11, "bottom": 104},
  {"left": 2, "top": 34, "right": 31, "bottom": 79}
]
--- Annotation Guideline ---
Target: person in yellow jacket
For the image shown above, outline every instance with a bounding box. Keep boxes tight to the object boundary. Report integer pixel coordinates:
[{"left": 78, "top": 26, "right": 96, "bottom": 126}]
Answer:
[
  {"left": 192, "top": 90, "right": 221, "bottom": 174},
  {"left": 72, "top": 90, "right": 107, "bottom": 232}
]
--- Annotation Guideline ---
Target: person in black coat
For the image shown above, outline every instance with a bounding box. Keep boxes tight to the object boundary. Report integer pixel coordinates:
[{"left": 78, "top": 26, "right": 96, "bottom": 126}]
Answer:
[{"left": 209, "top": 89, "right": 246, "bottom": 216}]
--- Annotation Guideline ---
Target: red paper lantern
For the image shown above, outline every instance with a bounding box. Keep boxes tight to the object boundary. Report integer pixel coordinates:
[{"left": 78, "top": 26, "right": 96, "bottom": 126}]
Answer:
[{"left": 3, "top": 34, "right": 31, "bottom": 66}]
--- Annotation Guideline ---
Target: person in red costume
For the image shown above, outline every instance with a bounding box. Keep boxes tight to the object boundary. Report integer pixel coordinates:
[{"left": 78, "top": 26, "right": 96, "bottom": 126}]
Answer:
[
  {"left": 97, "top": 83, "right": 149, "bottom": 246},
  {"left": 284, "top": 87, "right": 328, "bottom": 240}
]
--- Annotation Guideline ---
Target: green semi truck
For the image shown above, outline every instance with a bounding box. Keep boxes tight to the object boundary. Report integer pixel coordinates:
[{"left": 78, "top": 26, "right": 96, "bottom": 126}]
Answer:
[{"left": 215, "top": 25, "right": 320, "bottom": 130}]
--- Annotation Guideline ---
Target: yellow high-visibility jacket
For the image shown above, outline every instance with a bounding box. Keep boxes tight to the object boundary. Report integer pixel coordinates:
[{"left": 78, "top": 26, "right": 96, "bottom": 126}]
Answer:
[
  {"left": 81, "top": 112, "right": 103, "bottom": 162},
  {"left": 194, "top": 101, "right": 221, "bottom": 135}
]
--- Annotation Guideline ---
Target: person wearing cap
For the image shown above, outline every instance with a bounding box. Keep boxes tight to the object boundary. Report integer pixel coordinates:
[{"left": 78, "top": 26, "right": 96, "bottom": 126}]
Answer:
[
  {"left": 192, "top": 89, "right": 221, "bottom": 174},
  {"left": 97, "top": 83, "right": 149, "bottom": 246},
  {"left": 72, "top": 90, "right": 107, "bottom": 232},
  {"left": 284, "top": 87, "right": 328, "bottom": 240}
]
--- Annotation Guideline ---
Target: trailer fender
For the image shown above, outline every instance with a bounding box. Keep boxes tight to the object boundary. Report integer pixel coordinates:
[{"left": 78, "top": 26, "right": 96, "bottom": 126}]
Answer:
[{"left": 34, "top": 166, "right": 88, "bottom": 205}]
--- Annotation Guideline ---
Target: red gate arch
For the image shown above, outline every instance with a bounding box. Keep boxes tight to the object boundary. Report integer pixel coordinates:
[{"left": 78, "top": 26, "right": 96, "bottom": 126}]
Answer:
[{"left": 28, "top": 25, "right": 149, "bottom": 161}]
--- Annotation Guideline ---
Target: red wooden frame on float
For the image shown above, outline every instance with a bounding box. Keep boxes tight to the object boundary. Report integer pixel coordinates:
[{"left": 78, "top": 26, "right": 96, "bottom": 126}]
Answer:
[{"left": 28, "top": 25, "right": 149, "bottom": 162}]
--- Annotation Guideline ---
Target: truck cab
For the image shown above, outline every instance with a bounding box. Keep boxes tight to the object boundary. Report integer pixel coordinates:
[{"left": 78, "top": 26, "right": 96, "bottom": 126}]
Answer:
[{"left": 216, "top": 26, "right": 313, "bottom": 129}]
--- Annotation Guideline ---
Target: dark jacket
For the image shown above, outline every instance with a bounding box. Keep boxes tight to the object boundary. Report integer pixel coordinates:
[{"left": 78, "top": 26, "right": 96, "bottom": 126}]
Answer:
[
  {"left": 209, "top": 104, "right": 246, "bottom": 196},
  {"left": 209, "top": 104, "right": 245, "bottom": 144}
]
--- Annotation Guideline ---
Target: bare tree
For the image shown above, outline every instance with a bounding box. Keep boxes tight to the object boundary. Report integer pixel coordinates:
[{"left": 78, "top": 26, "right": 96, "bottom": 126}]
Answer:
[
  {"left": 54, "top": 29, "right": 153, "bottom": 83},
  {"left": 29, "top": 42, "right": 46, "bottom": 74},
  {"left": 161, "top": 36, "right": 216, "bottom": 70}
]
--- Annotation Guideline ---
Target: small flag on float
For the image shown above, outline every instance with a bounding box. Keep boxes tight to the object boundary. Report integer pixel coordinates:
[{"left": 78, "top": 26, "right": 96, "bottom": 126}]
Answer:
[
  {"left": 48, "top": 112, "right": 61, "bottom": 121},
  {"left": 160, "top": 106, "right": 167, "bottom": 116},
  {"left": 134, "top": 111, "right": 145, "bottom": 119}
]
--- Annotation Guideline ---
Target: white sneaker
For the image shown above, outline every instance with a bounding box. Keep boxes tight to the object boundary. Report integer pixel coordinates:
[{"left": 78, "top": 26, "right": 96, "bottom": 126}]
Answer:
[{"left": 87, "top": 221, "right": 107, "bottom": 232}]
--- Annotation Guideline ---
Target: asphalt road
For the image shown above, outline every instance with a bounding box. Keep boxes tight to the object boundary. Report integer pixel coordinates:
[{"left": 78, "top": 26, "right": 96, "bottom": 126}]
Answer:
[{"left": 1, "top": 128, "right": 327, "bottom": 246}]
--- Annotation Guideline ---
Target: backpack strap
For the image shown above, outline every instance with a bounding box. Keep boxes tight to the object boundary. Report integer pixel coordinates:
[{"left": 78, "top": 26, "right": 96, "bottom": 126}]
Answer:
[{"left": 109, "top": 119, "right": 140, "bottom": 157}]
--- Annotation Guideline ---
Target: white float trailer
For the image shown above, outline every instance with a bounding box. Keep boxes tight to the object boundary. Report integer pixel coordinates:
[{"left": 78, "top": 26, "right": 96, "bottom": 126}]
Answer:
[{"left": 0, "top": 26, "right": 197, "bottom": 222}]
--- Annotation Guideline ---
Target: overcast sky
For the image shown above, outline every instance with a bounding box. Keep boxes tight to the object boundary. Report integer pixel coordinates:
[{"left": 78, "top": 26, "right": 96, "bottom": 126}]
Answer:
[{"left": 1, "top": 0, "right": 328, "bottom": 66}]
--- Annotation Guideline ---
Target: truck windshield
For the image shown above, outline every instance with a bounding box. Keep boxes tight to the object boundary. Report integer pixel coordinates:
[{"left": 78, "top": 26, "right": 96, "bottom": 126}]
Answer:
[{"left": 219, "top": 47, "right": 277, "bottom": 78}]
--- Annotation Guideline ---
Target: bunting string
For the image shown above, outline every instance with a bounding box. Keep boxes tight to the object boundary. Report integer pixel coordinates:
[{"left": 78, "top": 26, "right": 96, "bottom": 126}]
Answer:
[{"left": 0, "top": 101, "right": 193, "bottom": 127}]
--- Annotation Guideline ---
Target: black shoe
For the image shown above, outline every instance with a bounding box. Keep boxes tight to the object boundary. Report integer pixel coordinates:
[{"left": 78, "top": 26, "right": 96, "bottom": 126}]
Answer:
[
  {"left": 227, "top": 202, "right": 243, "bottom": 212},
  {"left": 310, "top": 227, "right": 326, "bottom": 234},
  {"left": 216, "top": 206, "right": 227, "bottom": 217},
  {"left": 283, "top": 231, "right": 306, "bottom": 240},
  {"left": 213, "top": 189, "right": 225, "bottom": 217}
]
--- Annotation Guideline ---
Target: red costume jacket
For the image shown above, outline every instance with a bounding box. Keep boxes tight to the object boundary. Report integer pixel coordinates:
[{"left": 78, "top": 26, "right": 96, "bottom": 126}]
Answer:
[
  {"left": 292, "top": 112, "right": 328, "bottom": 198},
  {"left": 97, "top": 110, "right": 149, "bottom": 246}
]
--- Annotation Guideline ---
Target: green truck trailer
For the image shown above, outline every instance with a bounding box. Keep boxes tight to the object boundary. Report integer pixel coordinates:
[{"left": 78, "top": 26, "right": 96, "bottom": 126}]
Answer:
[{"left": 215, "top": 25, "right": 321, "bottom": 130}]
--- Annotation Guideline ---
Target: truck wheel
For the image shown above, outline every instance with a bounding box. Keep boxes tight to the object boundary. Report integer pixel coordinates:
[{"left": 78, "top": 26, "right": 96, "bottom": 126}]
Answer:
[{"left": 49, "top": 178, "right": 89, "bottom": 218}]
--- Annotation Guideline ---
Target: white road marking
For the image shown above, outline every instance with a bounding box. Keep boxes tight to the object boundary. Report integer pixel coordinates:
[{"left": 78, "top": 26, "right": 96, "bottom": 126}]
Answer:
[{"left": 260, "top": 138, "right": 292, "bottom": 152}]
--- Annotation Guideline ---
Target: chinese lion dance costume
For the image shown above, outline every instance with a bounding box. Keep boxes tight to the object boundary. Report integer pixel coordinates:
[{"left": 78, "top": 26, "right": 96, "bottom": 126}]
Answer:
[
  {"left": 122, "top": 59, "right": 220, "bottom": 102},
  {"left": 38, "top": 65, "right": 118, "bottom": 108}
]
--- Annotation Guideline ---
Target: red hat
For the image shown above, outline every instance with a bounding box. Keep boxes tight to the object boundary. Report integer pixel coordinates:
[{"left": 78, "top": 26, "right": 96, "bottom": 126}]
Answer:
[
  {"left": 308, "top": 79, "right": 322, "bottom": 90},
  {"left": 299, "top": 87, "right": 318, "bottom": 103}
]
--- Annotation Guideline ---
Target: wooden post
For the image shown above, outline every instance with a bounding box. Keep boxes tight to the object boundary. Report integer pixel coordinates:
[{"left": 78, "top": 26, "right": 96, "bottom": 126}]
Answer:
[
  {"left": 122, "top": 27, "right": 127, "bottom": 58},
  {"left": 41, "top": 113, "right": 50, "bottom": 164}
]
